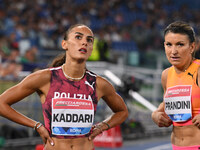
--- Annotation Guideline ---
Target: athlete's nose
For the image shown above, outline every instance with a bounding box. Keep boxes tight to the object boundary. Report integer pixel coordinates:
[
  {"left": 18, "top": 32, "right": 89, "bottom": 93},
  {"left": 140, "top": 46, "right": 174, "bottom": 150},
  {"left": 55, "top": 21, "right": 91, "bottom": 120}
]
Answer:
[
  {"left": 171, "top": 46, "right": 178, "bottom": 55},
  {"left": 82, "top": 38, "right": 88, "bottom": 46}
]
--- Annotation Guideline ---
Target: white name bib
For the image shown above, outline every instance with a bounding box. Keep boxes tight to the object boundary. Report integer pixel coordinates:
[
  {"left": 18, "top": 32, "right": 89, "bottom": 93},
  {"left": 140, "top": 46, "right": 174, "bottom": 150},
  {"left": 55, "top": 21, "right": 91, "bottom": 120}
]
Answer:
[
  {"left": 164, "top": 85, "right": 192, "bottom": 122},
  {"left": 51, "top": 97, "right": 94, "bottom": 136}
]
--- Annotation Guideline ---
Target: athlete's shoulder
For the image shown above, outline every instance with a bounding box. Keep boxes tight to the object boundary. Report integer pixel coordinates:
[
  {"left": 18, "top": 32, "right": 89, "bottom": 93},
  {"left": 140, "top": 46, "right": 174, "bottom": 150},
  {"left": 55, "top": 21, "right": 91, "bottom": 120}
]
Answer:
[
  {"left": 161, "top": 67, "right": 171, "bottom": 91},
  {"left": 96, "top": 75, "right": 114, "bottom": 90},
  {"left": 32, "top": 68, "right": 51, "bottom": 76},
  {"left": 25, "top": 68, "right": 51, "bottom": 83},
  {"left": 193, "top": 59, "right": 200, "bottom": 65},
  {"left": 162, "top": 67, "right": 171, "bottom": 78},
  {"left": 17, "top": 68, "right": 51, "bottom": 90},
  {"left": 192, "top": 59, "right": 200, "bottom": 73}
]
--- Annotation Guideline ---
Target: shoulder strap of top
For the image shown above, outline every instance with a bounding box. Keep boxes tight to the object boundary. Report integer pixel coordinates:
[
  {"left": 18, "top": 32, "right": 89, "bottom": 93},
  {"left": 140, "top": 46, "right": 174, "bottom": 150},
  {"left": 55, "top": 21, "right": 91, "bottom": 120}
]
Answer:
[{"left": 193, "top": 59, "right": 200, "bottom": 65}]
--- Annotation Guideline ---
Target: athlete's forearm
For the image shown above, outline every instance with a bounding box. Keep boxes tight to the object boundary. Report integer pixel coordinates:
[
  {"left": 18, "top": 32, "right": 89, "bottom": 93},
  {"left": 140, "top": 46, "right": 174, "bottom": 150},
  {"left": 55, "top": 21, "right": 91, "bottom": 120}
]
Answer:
[
  {"left": 103, "top": 109, "right": 128, "bottom": 130},
  {"left": 0, "top": 102, "right": 36, "bottom": 128}
]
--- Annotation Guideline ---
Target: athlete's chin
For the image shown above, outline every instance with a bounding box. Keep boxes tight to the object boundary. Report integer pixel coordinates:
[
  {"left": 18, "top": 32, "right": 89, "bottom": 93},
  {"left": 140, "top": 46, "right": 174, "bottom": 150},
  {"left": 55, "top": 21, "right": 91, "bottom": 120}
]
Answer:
[
  {"left": 169, "top": 60, "right": 181, "bottom": 66},
  {"left": 76, "top": 57, "right": 88, "bottom": 63},
  {"left": 73, "top": 54, "right": 90, "bottom": 63}
]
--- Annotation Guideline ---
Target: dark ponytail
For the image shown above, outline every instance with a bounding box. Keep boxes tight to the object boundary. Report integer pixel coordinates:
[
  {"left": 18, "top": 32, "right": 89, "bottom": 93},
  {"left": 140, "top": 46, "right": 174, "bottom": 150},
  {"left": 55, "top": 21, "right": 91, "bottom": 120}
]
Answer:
[{"left": 49, "top": 53, "right": 66, "bottom": 67}]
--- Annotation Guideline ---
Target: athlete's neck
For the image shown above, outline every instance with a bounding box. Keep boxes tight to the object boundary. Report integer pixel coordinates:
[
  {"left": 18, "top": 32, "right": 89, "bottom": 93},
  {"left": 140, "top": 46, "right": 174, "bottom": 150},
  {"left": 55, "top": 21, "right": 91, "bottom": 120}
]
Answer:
[
  {"left": 174, "top": 58, "right": 194, "bottom": 74},
  {"left": 62, "top": 63, "right": 86, "bottom": 80}
]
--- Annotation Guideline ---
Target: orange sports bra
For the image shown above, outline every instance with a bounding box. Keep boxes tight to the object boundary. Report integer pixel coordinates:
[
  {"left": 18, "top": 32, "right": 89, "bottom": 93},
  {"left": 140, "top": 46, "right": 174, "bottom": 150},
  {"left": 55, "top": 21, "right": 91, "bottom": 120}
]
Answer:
[{"left": 164, "top": 59, "right": 200, "bottom": 126}]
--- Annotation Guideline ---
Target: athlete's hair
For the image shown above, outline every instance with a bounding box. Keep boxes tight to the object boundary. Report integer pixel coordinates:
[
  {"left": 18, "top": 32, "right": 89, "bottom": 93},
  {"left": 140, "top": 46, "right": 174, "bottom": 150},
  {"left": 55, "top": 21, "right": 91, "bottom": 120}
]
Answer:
[
  {"left": 164, "top": 21, "right": 195, "bottom": 43},
  {"left": 50, "top": 24, "right": 92, "bottom": 67},
  {"left": 50, "top": 53, "right": 66, "bottom": 67}
]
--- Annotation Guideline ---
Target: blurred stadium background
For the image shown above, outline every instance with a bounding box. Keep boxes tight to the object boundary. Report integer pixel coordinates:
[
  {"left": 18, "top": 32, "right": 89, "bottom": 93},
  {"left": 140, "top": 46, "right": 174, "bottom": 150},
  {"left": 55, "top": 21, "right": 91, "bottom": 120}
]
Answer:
[{"left": 0, "top": 0, "right": 200, "bottom": 149}]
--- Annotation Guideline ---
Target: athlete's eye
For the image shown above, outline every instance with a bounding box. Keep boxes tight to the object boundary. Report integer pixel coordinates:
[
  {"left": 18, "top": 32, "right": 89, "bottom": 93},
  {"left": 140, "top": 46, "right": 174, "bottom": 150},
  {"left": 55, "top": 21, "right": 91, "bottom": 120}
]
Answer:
[
  {"left": 87, "top": 38, "right": 93, "bottom": 43},
  {"left": 177, "top": 43, "right": 184, "bottom": 47},
  {"left": 165, "top": 43, "right": 172, "bottom": 47},
  {"left": 75, "top": 35, "right": 82, "bottom": 40}
]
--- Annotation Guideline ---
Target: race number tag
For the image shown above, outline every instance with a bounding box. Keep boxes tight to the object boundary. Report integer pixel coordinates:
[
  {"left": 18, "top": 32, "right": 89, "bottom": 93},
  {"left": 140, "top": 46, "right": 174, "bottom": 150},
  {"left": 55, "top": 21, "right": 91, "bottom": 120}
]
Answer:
[
  {"left": 51, "top": 98, "right": 94, "bottom": 136},
  {"left": 164, "top": 85, "right": 192, "bottom": 122}
]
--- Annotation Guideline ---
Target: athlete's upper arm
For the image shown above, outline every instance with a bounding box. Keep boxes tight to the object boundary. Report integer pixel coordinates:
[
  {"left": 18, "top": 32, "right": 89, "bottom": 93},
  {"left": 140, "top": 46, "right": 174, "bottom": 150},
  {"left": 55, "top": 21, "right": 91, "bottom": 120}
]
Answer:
[
  {"left": 157, "top": 68, "right": 169, "bottom": 112},
  {"left": 0, "top": 69, "right": 51, "bottom": 105},
  {"left": 161, "top": 68, "right": 169, "bottom": 94},
  {"left": 96, "top": 76, "right": 127, "bottom": 112}
]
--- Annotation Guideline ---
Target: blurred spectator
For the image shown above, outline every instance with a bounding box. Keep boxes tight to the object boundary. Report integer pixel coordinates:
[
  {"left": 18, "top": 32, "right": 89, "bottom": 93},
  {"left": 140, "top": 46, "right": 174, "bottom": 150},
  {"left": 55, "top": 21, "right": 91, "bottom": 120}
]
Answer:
[
  {"left": 7, "top": 32, "right": 19, "bottom": 50},
  {"left": 88, "top": 30, "right": 110, "bottom": 61},
  {"left": 19, "top": 46, "right": 43, "bottom": 72},
  {"left": 20, "top": 46, "right": 39, "bottom": 63},
  {"left": 7, "top": 48, "right": 20, "bottom": 62},
  {"left": 97, "top": 31, "right": 110, "bottom": 61},
  {"left": 0, "top": 61, "right": 22, "bottom": 80},
  {"left": 0, "top": 48, "right": 23, "bottom": 80},
  {"left": 0, "top": 35, "right": 10, "bottom": 58}
]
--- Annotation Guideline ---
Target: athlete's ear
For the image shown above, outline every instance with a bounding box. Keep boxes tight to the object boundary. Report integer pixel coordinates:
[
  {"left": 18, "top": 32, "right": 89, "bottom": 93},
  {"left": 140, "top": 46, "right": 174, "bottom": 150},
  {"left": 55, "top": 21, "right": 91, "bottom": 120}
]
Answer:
[
  {"left": 190, "top": 42, "right": 195, "bottom": 54},
  {"left": 62, "top": 40, "right": 68, "bottom": 50}
]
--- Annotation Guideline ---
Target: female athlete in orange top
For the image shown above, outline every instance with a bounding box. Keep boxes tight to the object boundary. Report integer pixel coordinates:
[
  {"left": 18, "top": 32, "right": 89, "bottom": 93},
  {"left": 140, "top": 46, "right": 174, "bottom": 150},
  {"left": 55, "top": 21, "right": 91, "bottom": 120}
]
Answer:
[
  {"left": 0, "top": 24, "right": 128, "bottom": 150},
  {"left": 152, "top": 21, "right": 200, "bottom": 150}
]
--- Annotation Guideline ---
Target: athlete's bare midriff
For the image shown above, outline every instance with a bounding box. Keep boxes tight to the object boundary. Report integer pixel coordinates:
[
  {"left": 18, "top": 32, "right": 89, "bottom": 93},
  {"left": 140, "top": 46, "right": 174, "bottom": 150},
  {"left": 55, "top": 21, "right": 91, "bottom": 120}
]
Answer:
[
  {"left": 172, "top": 125, "right": 200, "bottom": 146},
  {"left": 44, "top": 137, "right": 94, "bottom": 150}
]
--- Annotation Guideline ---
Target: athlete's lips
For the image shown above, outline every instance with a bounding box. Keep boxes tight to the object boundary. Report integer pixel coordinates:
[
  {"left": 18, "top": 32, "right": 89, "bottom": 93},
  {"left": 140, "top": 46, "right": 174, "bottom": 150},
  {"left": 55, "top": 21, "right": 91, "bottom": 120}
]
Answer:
[
  {"left": 170, "top": 56, "right": 180, "bottom": 61},
  {"left": 79, "top": 48, "right": 87, "bottom": 53}
]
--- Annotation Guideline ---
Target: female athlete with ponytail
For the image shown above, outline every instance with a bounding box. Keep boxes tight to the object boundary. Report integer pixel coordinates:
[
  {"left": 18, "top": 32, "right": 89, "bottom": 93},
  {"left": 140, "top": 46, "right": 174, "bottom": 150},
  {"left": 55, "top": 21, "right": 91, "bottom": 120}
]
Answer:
[{"left": 0, "top": 24, "right": 128, "bottom": 150}]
